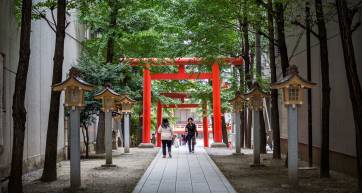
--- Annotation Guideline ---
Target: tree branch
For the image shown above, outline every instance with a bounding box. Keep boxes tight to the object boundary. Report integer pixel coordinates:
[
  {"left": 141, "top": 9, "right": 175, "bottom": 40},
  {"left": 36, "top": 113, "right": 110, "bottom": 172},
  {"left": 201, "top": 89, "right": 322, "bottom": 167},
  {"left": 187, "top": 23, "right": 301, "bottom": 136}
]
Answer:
[
  {"left": 258, "top": 30, "right": 280, "bottom": 48},
  {"left": 352, "top": 22, "right": 361, "bottom": 33},
  {"left": 291, "top": 20, "right": 320, "bottom": 38},
  {"left": 51, "top": 8, "right": 57, "bottom": 28},
  {"left": 65, "top": 21, "right": 71, "bottom": 29},
  {"left": 256, "top": 0, "right": 275, "bottom": 15},
  {"left": 350, "top": 1, "right": 362, "bottom": 19},
  {"left": 33, "top": 8, "right": 56, "bottom": 33}
]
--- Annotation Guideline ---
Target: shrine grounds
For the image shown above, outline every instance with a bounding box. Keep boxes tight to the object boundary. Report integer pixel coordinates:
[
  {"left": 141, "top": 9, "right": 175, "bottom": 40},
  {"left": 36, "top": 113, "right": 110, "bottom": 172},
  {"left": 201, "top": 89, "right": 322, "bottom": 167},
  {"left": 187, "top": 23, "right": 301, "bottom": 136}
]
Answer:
[
  {"left": 208, "top": 148, "right": 359, "bottom": 193},
  {"left": 22, "top": 148, "right": 158, "bottom": 193},
  {"left": 19, "top": 146, "right": 358, "bottom": 193}
]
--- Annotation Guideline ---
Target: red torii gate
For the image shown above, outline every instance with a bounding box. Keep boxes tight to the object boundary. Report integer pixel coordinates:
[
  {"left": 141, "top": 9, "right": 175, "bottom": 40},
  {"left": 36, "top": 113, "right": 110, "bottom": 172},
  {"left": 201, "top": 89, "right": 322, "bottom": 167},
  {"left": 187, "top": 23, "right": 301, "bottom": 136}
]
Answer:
[
  {"left": 125, "top": 57, "right": 243, "bottom": 148},
  {"left": 156, "top": 93, "right": 209, "bottom": 147}
]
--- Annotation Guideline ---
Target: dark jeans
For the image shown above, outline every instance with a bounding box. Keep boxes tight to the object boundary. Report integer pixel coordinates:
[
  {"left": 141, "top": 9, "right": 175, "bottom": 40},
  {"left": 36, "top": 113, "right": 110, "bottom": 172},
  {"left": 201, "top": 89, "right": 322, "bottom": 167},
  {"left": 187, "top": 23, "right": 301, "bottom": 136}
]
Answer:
[
  {"left": 187, "top": 135, "right": 196, "bottom": 152},
  {"left": 162, "top": 140, "right": 172, "bottom": 156}
]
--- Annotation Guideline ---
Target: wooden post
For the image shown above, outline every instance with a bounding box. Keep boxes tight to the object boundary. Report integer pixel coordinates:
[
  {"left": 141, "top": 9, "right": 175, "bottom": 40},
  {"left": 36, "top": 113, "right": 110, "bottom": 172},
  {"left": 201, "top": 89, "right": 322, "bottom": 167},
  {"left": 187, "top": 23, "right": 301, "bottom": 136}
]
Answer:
[
  {"left": 156, "top": 101, "right": 162, "bottom": 147},
  {"left": 139, "top": 66, "right": 154, "bottom": 148},
  {"left": 211, "top": 63, "right": 226, "bottom": 148},
  {"left": 203, "top": 101, "right": 209, "bottom": 147}
]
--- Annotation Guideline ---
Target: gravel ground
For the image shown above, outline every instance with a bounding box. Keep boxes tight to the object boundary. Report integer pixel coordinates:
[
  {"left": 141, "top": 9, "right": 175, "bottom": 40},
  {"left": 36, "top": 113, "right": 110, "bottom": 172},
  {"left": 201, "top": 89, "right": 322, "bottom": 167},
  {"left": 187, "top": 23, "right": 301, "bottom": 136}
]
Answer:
[
  {"left": 22, "top": 148, "right": 159, "bottom": 193},
  {"left": 207, "top": 148, "right": 358, "bottom": 193}
]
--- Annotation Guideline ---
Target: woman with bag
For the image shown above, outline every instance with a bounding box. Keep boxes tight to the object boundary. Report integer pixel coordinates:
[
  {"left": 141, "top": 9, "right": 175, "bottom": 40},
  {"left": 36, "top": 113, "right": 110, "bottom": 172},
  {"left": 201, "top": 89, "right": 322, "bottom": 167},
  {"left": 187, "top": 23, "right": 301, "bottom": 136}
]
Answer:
[{"left": 158, "top": 118, "right": 174, "bottom": 158}]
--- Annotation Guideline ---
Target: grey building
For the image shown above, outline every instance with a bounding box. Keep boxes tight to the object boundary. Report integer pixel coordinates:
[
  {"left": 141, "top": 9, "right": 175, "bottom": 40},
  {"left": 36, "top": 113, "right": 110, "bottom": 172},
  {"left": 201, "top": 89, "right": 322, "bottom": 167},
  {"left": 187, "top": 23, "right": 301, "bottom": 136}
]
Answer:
[
  {"left": 279, "top": 1, "right": 362, "bottom": 176},
  {"left": 0, "top": 0, "right": 87, "bottom": 178}
]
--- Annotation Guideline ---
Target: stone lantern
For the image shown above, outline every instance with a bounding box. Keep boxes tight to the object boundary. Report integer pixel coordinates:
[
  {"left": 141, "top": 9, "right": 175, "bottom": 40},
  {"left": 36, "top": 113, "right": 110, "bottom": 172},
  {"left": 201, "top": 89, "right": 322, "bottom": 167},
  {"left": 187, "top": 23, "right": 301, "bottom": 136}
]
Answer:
[
  {"left": 94, "top": 84, "right": 121, "bottom": 112},
  {"left": 119, "top": 95, "right": 136, "bottom": 113},
  {"left": 229, "top": 91, "right": 246, "bottom": 154},
  {"left": 118, "top": 95, "right": 136, "bottom": 153},
  {"left": 271, "top": 65, "right": 316, "bottom": 108},
  {"left": 244, "top": 83, "right": 268, "bottom": 111},
  {"left": 94, "top": 85, "right": 122, "bottom": 167},
  {"left": 229, "top": 91, "right": 246, "bottom": 113},
  {"left": 52, "top": 67, "right": 93, "bottom": 109},
  {"left": 244, "top": 83, "right": 269, "bottom": 166},
  {"left": 52, "top": 67, "right": 94, "bottom": 189},
  {"left": 271, "top": 65, "right": 316, "bottom": 186}
]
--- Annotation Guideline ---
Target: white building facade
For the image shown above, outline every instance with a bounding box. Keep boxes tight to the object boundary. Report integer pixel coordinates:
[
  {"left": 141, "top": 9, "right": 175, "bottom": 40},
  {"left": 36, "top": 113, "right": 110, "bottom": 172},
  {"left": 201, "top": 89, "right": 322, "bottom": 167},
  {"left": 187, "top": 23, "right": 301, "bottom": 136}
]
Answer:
[{"left": 0, "top": 0, "right": 86, "bottom": 178}]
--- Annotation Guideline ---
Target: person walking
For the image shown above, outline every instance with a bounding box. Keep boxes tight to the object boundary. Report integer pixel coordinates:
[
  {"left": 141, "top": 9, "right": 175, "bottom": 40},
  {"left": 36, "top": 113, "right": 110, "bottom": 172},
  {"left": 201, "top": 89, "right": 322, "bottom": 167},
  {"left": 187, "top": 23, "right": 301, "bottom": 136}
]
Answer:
[
  {"left": 185, "top": 117, "right": 198, "bottom": 153},
  {"left": 158, "top": 118, "right": 174, "bottom": 158}
]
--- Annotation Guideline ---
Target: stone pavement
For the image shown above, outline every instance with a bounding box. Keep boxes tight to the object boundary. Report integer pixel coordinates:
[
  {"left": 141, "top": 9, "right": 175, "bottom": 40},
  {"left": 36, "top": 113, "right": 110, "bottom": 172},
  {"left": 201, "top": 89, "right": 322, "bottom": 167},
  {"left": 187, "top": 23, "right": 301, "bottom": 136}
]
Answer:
[{"left": 132, "top": 146, "right": 237, "bottom": 193}]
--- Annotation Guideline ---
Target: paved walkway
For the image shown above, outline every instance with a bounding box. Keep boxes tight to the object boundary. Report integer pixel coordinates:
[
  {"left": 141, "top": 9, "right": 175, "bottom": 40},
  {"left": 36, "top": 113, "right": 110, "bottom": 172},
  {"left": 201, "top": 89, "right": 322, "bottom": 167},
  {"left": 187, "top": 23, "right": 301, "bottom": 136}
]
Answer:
[{"left": 132, "top": 146, "right": 237, "bottom": 193}]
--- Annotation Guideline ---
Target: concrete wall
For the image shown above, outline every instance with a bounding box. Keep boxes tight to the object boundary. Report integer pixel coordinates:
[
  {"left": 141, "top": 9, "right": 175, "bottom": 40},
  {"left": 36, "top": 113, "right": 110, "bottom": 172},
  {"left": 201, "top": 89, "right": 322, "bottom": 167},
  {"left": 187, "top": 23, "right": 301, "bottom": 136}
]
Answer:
[
  {"left": 0, "top": 0, "right": 85, "bottom": 178},
  {"left": 279, "top": 0, "right": 362, "bottom": 174}
]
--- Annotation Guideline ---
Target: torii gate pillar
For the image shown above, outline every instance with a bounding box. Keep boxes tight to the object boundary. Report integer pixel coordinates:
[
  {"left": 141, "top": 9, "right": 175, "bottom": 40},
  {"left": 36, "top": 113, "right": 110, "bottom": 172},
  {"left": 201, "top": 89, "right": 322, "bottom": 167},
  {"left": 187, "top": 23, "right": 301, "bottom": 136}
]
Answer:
[
  {"left": 139, "top": 67, "right": 154, "bottom": 148},
  {"left": 210, "top": 63, "right": 226, "bottom": 147}
]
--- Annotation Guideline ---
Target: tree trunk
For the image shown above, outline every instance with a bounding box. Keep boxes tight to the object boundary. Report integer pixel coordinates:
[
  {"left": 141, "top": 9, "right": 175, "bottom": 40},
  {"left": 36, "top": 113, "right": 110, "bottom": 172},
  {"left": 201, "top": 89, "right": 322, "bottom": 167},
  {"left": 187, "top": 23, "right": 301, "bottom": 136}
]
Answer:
[
  {"left": 237, "top": 19, "right": 246, "bottom": 149},
  {"left": 246, "top": 110, "right": 252, "bottom": 148},
  {"left": 255, "top": 21, "right": 267, "bottom": 154},
  {"left": 315, "top": 0, "right": 331, "bottom": 178},
  {"left": 240, "top": 110, "right": 245, "bottom": 148},
  {"left": 96, "top": 3, "right": 118, "bottom": 152},
  {"left": 259, "top": 111, "right": 266, "bottom": 153},
  {"left": 41, "top": 0, "right": 66, "bottom": 182},
  {"left": 268, "top": 0, "right": 281, "bottom": 159},
  {"left": 221, "top": 115, "right": 228, "bottom": 147},
  {"left": 105, "top": 0, "right": 117, "bottom": 64},
  {"left": 241, "top": 16, "right": 252, "bottom": 149},
  {"left": 306, "top": 2, "right": 314, "bottom": 167},
  {"left": 8, "top": 0, "right": 32, "bottom": 192},
  {"left": 275, "top": 1, "right": 289, "bottom": 76},
  {"left": 336, "top": 0, "right": 362, "bottom": 190},
  {"left": 96, "top": 111, "right": 105, "bottom": 153},
  {"left": 81, "top": 123, "right": 90, "bottom": 158},
  {"left": 138, "top": 114, "right": 143, "bottom": 145}
]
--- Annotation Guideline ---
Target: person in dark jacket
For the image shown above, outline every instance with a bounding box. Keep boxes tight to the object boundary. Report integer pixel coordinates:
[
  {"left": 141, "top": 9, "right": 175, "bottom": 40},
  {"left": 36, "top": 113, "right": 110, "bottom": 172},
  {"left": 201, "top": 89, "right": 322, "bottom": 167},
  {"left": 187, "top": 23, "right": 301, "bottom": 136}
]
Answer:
[{"left": 185, "top": 117, "right": 198, "bottom": 153}]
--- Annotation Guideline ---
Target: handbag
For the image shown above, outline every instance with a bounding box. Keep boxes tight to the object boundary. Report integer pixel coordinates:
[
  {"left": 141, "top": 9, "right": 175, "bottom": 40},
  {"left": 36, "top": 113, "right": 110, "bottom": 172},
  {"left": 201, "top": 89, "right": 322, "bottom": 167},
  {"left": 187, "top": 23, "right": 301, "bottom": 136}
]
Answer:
[
  {"left": 161, "top": 127, "right": 172, "bottom": 139},
  {"left": 161, "top": 132, "right": 172, "bottom": 139}
]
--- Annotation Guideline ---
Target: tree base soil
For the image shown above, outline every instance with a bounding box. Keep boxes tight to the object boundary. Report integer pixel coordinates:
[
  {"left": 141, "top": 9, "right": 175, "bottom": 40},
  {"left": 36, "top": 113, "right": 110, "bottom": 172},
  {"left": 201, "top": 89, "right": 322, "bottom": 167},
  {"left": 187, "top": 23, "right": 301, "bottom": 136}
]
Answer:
[
  {"left": 207, "top": 148, "right": 358, "bottom": 193},
  {"left": 22, "top": 148, "right": 159, "bottom": 193}
]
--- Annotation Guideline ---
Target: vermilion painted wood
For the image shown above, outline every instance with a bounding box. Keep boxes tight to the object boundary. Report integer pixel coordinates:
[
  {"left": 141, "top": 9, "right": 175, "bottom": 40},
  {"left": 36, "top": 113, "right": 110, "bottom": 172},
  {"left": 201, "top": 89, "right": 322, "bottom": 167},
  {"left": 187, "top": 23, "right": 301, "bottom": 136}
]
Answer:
[
  {"left": 142, "top": 68, "right": 151, "bottom": 143},
  {"left": 136, "top": 57, "right": 243, "bottom": 147},
  {"left": 160, "top": 92, "right": 190, "bottom": 98},
  {"left": 203, "top": 102, "right": 209, "bottom": 147},
  {"left": 156, "top": 101, "right": 162, "bottom": 147},
  {"left": 162, "top": 104, "right": 200, "bottom": 108},
  {"left": 212, "top": 63, "right": 222, "bottom": 143},
  {"left": 125, "top": 57, "right": 244, "bottom": 66},
  {"left": 151, "top": 73, "right": 212, "bottom": 80}
]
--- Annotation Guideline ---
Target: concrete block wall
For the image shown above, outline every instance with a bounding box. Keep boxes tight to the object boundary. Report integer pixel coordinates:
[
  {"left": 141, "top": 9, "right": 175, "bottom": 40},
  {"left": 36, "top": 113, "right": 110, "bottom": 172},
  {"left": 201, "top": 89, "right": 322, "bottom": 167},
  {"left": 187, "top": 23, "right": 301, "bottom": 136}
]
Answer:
[{"left": 0, "top": 0, "right": 86, "bottom": 178}]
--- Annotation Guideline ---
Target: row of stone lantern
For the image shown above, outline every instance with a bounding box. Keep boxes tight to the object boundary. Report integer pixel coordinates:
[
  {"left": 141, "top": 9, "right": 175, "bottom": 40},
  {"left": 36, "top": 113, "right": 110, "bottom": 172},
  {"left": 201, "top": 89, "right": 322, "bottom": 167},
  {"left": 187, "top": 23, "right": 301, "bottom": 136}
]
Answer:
[
  {"left": 229, "top": 65, "right": 316, "bottom": 186},
  {"left": 52, "top": 67, "right": 135, "bottom": 189}
]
